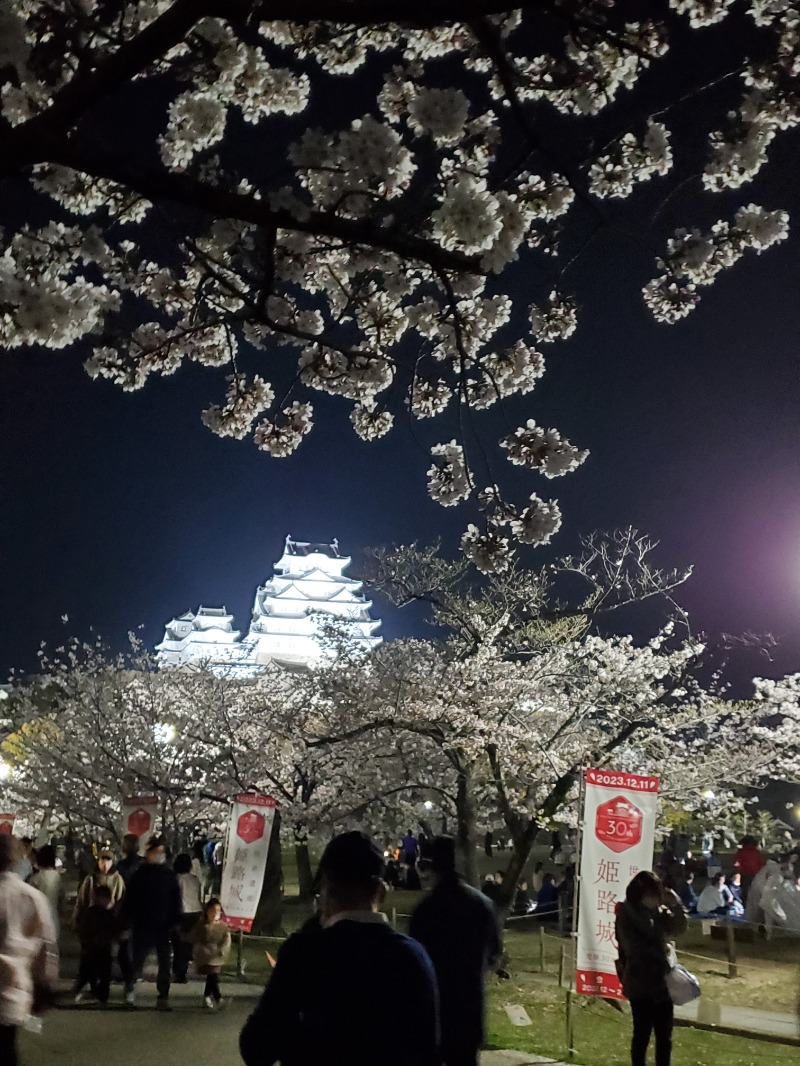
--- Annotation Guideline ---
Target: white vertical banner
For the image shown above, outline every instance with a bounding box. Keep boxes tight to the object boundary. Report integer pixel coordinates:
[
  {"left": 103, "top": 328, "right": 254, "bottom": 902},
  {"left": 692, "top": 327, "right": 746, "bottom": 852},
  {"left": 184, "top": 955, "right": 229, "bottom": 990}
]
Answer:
[
  {"left": 220, "top": 793, "right": 278, "bottom": 932},
  {"left": 121, "top": 795, "right": 159, "bottom": 854},
  {"left": 576, "top": 768, "right": 659, "bottom": 999}
]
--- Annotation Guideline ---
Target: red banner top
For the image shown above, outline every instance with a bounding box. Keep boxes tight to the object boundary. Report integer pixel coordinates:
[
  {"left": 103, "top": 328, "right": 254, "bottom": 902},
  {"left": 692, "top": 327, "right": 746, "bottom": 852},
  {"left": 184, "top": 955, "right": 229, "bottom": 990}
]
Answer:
[
  {"left": 234, "top": 793, "right": 279, "bottom": 808},
  {"left": 585, "top": 768, "right": 659, "bottom": 793},
  {"left": 122, "top": 796, "right": 158, "bottom": 806}
]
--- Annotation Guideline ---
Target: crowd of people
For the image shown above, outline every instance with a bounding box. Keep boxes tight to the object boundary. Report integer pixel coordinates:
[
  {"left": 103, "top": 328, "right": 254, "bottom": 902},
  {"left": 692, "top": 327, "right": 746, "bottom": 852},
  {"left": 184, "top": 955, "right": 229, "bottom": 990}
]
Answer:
[
  {"left": 0, "top": 830, "right": 238, "bottom": 1065},
  {"left": 2, "top": 821, "right": 800, "bottom": 1066},
  {"left": 657, "top": 832, "right": 800, "bottom": 929}
]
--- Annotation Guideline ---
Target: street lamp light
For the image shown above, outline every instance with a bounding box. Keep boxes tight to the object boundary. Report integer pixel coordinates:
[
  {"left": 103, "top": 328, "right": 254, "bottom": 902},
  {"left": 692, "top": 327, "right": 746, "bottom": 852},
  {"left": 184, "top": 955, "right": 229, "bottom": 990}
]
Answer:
[
  {"left": 702, "top": 790, "right": 715, "bottom": 801},
  {"left": 154, "top": 722, "right": 176, "bottom": 746},
  {"left": 423, "top": 800, "right": 434, "bottom": 811}
]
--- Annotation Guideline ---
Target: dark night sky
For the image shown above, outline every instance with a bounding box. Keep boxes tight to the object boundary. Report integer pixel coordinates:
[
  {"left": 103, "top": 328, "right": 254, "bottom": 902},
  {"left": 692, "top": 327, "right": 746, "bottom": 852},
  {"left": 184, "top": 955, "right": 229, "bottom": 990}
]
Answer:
[{"left": 2, "top": 20, "right": 800, "bottom": 684}]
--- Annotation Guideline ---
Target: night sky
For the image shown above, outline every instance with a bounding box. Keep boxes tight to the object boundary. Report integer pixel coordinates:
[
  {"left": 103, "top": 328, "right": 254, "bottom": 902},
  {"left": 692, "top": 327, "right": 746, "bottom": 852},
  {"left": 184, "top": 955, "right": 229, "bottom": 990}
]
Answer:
[{"left": 2, "top": 20, "right": 800, "bottom": 684}]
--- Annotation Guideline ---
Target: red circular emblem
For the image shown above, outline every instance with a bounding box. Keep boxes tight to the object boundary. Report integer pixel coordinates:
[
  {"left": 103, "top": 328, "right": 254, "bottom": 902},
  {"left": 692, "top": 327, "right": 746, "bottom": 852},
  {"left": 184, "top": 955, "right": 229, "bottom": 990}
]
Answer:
[
  {"left": 595, "top": 796, "right": 643, "bottom": 853},
  {"left": 237, "top": 810, "right": 266, "bottom": 845},
  {"left": 0, "top": 820, "right": 13, "bottom": 836},
  {"left": 127, "top": 808, "right": 152, "bottom": 837}
]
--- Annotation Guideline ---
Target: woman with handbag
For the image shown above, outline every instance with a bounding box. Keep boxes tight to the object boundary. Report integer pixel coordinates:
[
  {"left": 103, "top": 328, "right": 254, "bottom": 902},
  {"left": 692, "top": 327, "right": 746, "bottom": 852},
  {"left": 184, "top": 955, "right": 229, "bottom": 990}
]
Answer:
[{"left": 615, "top": 871, "right": 687, "bottom": 1066}]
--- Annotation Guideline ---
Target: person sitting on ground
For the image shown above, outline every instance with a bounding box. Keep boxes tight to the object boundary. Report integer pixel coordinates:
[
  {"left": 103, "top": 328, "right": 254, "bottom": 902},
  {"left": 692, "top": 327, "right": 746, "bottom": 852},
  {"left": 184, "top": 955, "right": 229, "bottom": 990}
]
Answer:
[
  {"left": 0, "top": 835, "right": 58, "bottom": 1065},
  {"left": 410, "top": 836, "right": 501, "bottom": 1066},
  {"left": 74, "top": 883, "right": 117, "bottom": 1006},
  {"left": 513, "top": 880, "right": 535, "bottom": 916},
  {"left": 674, "top": 871, "right": 698, "bottom": 915},
  {"left": 482, "top": 874, "right": 498, "bottom": 902},
  {"left": 240, "top": 831, "right": 439, "bottom": 1066},
  {"left": 696, "top": 872, "right": 728, "bottom": 917},
  {"left": 536, "top": 873, "right": 559, "bottom": 922},
  {"left": 726, "top": 872, "right": 745, "bottom": 915}
]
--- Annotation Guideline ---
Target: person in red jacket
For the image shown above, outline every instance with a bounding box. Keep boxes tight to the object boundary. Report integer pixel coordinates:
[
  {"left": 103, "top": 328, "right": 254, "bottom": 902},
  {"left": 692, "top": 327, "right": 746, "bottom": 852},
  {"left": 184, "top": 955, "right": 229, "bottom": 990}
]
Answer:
[{"left": 733, "top": 836, "right": 765, "bottom": 903}]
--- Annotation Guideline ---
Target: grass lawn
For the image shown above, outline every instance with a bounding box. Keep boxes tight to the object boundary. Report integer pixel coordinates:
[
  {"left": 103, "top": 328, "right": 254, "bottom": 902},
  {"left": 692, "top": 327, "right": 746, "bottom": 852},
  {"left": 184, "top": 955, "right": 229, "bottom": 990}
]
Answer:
[{"left": 231, "top": 873, "right": 800, "bottom": 1066}]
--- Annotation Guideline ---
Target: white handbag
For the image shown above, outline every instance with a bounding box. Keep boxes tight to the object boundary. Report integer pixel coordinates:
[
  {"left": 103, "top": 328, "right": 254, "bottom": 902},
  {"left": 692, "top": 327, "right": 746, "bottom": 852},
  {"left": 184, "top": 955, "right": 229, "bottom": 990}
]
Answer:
[
  {"left": 666, "top": 962, "right": 701, "bottom": 1006},
  {"left": 665, "top": 941, "right": 701, "bottom": 1006}
]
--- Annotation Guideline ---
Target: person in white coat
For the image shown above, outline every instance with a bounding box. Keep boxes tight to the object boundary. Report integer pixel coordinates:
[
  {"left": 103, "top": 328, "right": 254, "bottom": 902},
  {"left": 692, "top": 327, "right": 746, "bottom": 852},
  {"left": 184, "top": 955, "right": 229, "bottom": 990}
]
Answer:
[{"left": 0, "top": 835, "right": 59, "bottom": 1065}]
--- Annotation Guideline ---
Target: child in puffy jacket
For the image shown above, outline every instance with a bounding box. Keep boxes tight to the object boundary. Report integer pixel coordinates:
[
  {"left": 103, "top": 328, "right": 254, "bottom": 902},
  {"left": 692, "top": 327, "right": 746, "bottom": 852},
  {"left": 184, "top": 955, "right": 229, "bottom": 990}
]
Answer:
[{"left": 192, "top": 897, "right": 231, "bottom": 1010}]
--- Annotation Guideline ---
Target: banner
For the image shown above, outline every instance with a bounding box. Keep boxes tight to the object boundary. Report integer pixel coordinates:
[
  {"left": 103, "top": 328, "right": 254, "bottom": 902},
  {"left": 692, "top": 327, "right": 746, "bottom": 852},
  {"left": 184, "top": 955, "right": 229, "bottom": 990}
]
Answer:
[
  {"left": 576, "top": 768, "right": 660, "bottom": 999},
  {"left": 0, "top": 813, "right": 15, "bottom": 836},
  {"left": 220, "top": 793, "right": 278, "bottom": 932},
  {"left": 121, "top": 796, "right": 159, "bottom": 855}
]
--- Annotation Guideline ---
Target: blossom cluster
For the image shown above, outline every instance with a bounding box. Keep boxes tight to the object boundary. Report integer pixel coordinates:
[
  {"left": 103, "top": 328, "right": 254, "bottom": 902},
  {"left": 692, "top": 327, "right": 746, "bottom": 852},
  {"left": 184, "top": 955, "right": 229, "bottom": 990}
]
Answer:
[
  {"left": 644, "top": 204, "right": 790, "bottom": 322},
  {"left": 501, "top": 420, "right": 589, "bottom": 478},
  {"left": 2, "top": 1, "right": 797, "bottom": 572}
]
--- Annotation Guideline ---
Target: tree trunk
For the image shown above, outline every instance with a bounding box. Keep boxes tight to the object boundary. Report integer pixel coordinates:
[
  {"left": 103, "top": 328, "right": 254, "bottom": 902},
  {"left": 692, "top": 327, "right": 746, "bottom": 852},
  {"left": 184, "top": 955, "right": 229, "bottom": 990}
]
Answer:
[
  {"left": 294, "top": 829, "right": 314, "bottom": 901},
  {"left": 455, "top": 763, "right": 478, "bottom": 886},
  {"left": 253, "top": 811, "right": 285, "bottom": 936},
  {"left": 497, "top": 821, "right": 539, "bottom": 911}
]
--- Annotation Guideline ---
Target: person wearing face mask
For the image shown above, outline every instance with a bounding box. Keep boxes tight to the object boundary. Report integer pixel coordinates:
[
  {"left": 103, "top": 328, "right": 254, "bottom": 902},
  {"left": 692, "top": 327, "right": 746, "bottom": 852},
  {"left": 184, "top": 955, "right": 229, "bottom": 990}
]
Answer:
[
  {"left": 74, "top": 849, "right": 125, "bottom": 929},
  {"left": 120, "top": 835, "right": 182, "bottom": 1011},
  {"left": 615, "top": 871, "right": 687, "bottom": 1066}
]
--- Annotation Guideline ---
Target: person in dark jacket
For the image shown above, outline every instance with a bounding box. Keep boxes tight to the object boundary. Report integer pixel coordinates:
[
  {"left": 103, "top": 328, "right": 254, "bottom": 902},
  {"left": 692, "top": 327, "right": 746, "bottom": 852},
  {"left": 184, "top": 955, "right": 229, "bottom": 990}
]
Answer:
[
  {"left": 535, "top": 873, "right": 559, "bottom": 921},
  {"left": 409, "top": 837, "right": 501, "bottom": 1066},
  {"left": 240, "top": 831, "right": 439, "bottom": 1066},
  {"left": 116, "top": 835, "right": 142, "bottom": 885},
  {"left": 615, "top": 871, "right": 687, "bottom": 1066},
  {"left": 115, "top": 834, "right": 141, "bottom": 987},
  {"left": 74, "top": 884, "right": 117, "bottom": 1006},
  {"left": 120, "top": 835, "right": 182, "bottom": 1011}
]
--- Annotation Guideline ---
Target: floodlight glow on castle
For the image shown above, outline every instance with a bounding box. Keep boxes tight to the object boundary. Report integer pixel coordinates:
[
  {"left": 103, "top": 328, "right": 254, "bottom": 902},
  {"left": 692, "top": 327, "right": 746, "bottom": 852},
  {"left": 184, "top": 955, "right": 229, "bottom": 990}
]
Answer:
[{"left": 156, "top": 536, "right": 381, "bottom": 675}]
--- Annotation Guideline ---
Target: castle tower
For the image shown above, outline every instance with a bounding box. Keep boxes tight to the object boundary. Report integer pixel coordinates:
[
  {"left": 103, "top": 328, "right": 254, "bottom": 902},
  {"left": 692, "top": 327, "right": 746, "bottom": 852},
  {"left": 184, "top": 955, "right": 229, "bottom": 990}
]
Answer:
[
  {"left": 246, "top": 536, "right": 382, "bottom": 667},
  {"left": 155, "top": 537, "right": 381, "bottom": 674}
]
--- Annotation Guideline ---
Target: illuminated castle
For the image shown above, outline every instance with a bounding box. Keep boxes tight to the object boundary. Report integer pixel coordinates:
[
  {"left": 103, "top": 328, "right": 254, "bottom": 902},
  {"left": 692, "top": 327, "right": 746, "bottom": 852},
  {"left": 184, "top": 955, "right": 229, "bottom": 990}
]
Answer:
[{"left": 156, "top": 537, "right": 381, "bottom": 675}]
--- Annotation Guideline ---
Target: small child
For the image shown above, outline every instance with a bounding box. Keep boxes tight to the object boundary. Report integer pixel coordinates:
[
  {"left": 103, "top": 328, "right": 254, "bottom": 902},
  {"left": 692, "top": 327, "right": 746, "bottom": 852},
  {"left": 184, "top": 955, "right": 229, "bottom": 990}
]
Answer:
[
  {"left": 192, "top": 897, "right": 231, "bottom": 1010},
  {"left": 74, "top": 883, "right": 116, "bottom": 1006}
]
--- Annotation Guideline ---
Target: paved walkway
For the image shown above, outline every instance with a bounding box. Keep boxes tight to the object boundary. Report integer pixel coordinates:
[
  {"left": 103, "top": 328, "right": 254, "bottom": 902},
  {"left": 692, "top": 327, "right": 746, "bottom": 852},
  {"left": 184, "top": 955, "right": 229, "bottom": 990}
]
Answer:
[{"left": 675, "top": 999, "right": 800, "bottom": 1041}]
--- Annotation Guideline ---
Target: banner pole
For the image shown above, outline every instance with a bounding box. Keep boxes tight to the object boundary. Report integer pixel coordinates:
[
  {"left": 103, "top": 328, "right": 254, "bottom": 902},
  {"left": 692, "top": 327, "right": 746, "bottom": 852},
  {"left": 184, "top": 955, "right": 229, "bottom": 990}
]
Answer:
[
  {"left": 566, "top": 766, "right": 586, "bottom": 1059},
  {"left": 237, "top": 929, "right": 244, "bottom": 977}
]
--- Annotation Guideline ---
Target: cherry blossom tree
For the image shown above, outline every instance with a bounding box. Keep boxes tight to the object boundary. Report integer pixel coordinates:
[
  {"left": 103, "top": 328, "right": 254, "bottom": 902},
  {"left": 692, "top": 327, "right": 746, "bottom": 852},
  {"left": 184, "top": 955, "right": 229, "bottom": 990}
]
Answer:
[
  {"left": 321, "top": 533, "right": 800, "bottom": 905},
  {"left": 1, "top": 2, "right": 797, "bottom": 569}
]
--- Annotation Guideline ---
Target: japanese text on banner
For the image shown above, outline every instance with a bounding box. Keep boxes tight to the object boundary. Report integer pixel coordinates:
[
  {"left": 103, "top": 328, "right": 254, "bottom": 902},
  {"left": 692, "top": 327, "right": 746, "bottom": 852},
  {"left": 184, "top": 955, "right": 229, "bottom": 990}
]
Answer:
[
  {"left": 576, "top": 768, "right": 659, "bottom": 999},
  {"left": 220, "top": 793, "right": 278, "bottom": 933}
]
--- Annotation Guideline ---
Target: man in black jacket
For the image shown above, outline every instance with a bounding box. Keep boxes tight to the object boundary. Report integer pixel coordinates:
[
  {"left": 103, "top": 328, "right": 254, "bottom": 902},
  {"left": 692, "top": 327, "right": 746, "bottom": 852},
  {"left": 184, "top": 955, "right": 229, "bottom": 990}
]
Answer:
[
  {"left": 120, "top": 835, "right": 181, "bottom": 1011},
  {"left": 240, "top": 831, "right": 439, "bottom": 1066},
  {"left": 410, "top": 837, "right": 501, "bottom": 1066}
]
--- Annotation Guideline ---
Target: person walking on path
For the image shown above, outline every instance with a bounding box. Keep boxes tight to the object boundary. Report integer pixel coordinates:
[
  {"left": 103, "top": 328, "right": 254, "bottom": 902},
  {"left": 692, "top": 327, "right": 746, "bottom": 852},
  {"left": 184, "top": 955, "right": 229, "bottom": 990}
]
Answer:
[
  {"left": 410, "top": 836, "right": 501, "bottom": 1066},
  {"left": 74, "top": 848, "right": 125, "bottom": 927},
  {"left": 240, "top": 830, "right": 439, "bottom": 1066},
  {"left": 191, "top": 897, "right": 231, "bottom": 1010},
  {"left": 172, "top": 853, "right": 203, "bottom": 983},
  {"left": 29, "top": 845, "right": 65, "bottom": 940},
  {"left": 615, "top": 870, "right": 687, "bottom": 1066},
  {"left": 120, "top": 835, "right": 182, "bottom": 1011},
  {"left": 0, "top": 835, "right": 58, "bottom": 1066},
  {"left": 73, "top": 883, "right": 117, "bottom": 1006},
  {"left": 116, "top": 835, "right": 142, "bottom": 886},
  {"left": 115, "top": 834, "right": 141, "bottom": 986}
]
